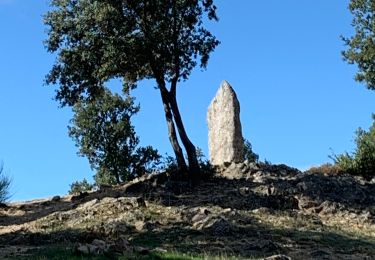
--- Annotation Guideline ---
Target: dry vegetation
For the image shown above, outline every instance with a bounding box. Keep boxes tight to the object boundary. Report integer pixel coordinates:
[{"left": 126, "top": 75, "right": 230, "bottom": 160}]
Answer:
[{"left": 0, "top": 164, "right": 375, "bottom": 259}]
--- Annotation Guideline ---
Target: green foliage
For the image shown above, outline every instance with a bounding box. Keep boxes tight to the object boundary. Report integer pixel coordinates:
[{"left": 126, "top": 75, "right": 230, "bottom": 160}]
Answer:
[
  {"left": 69, "top": 89, "right": 160, "bottom": 184},
  {"left": 69, "top": 178, "right": 94, "bottom": 195},
  {"left": 243, "top": 138, "right": 259, "bottom": 163},
  {"left": 0, "top": 164, "right": 11, "bottom": 203},
  {"left": 159, "top": 148, "right": 215, "bottom": 180},
  {"left": 44, "top": 0, "right": 220, "bottom": 175},
  {"left": 195, "top": 147, "right": 215, "bottom": 180},
  {"left": 44, "top": 0, "right": 220, "bottom": 106},
  {"left": 342, "top": 0, "right": 375, "bottom": 89},
  {"left": 332, "top": 115, "right": 375, "bottom": 179}
]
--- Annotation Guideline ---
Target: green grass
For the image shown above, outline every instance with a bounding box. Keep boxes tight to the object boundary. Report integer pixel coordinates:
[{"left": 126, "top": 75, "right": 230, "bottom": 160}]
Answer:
[{"left": 8, "top": 245, "right": 253, "bottom": 260}]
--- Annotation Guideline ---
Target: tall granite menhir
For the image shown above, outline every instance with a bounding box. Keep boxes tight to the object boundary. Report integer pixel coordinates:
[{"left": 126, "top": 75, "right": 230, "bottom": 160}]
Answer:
[{"left": 207, "top": 81, "right": 244, "bottom": 166}]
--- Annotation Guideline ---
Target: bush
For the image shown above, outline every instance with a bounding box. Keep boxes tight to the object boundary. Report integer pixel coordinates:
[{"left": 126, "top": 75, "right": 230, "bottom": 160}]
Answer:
[
  {"left": 243, "top": 138, "right": 259, "bottom": 163},
  {"left": 158, "top": 148, "right": 215, "bottom": 181},
  {"left": 306, "top": 163, "right": 343, "bottom": 175},
  {"left": 332, "top": 115, "right": 375, "bottom": 179},
  {"left": 0, "top": 164, "right": 11, "bottom": 203},
  {"left": 195, "top": 148, "right": 215, "bottom": 180},
  {"left": 69, "top": 178, "right": 94, "bottom": 195}
]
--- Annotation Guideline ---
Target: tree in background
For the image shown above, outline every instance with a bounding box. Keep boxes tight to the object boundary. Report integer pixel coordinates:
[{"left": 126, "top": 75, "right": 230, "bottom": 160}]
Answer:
[
  {"left": 69, "top": 89, "right": 160, "bottom": 184},
  {"left": 44, "top": 0, "right": 220, "bottom": 181},
  {"left": 0, "top": 164, "right": 11, "bottom": 203},
  {"left": 342, "top": 0, "right": 375, "bottom": 89},
  {"left": 69, "top": 178, "right": 94, "bottom": 194}
]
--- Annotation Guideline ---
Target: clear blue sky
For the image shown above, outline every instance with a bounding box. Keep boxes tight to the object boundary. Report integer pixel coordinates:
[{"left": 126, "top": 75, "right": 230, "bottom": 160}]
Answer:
[{"left": 0, "top": 0, "right": 374, "bottom": 202}]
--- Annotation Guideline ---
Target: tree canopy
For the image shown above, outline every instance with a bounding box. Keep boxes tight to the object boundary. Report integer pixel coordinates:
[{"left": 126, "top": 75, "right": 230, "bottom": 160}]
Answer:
[
  {"left": 69, "top": 89, "right": 160, "bottom": 184},
  {"left": 45, "top": 0, "right": 220, "bottom": 178},
  {"left": 343, "top": 0, "right": 375, "bottom": 89}
]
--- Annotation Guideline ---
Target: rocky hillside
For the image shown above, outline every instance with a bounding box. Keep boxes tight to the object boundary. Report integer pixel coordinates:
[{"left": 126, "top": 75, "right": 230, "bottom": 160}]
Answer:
[{"left": 1, "top": 163, "right": 375, "bottom": 259}]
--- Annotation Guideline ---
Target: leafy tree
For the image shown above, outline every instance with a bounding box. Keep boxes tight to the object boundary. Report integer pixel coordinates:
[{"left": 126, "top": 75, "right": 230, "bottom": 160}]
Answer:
[
  {"left": 0, "top": 164, "right": 11, "bottom": 203},
  {"left": 69, "top": 178, "right": 94, "bottom": 194},
  {"left": 342, "top": 0, "right": 375, "bottom": 89},
  {"left": 332, "top": 115, "right": 375, "bottom": 179},
  {"left": 44, "top": 0, "right": 220, "bottom": 181},
  {"left": 242, "top": 138, "right": 259, "bottom": 163},
  {"left": 69, "top": 89, "right": 160, "bottom": 184}
]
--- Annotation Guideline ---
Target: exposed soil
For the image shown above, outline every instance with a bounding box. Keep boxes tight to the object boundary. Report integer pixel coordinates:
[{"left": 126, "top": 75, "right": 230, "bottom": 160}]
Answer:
[{"left": 1, "top": 164, "right": 375, "bottom": 259}]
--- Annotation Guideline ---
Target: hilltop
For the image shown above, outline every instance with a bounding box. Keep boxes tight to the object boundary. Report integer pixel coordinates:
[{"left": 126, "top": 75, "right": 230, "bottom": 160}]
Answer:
[{"left": 1, "top": 163, "right": 375, "bottom": 259}]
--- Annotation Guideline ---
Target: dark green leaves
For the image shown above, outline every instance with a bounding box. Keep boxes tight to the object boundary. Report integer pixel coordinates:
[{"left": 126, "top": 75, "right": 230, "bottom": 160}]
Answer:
[
  {"left": 45, "top": 0, "right": 220, "bottom": 106},
  {"left": 343, "top": 0, "right": 375, "bottom": 89},
  {"left": 68, "top": 89, "right": 160, "bottom": 184}
]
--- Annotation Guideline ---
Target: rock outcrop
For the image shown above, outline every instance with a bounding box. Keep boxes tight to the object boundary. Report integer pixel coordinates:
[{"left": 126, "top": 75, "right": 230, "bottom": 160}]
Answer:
[{"left": 207, "top": 81, "right": 244, "bottom": 165}]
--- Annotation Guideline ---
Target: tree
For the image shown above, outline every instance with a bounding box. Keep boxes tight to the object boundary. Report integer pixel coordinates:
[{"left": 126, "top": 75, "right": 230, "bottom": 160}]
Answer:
[
  {"left": 342, "top": 0, "right": 375, "bottom": 89},
  {"left": 69, "top": 89, "right": 160, "bottom": 184},
  {"left": 0, "top": 164, "right": 11, "bottom": 203},
  {"left": 332, "top": 114, "right": 375, "bottom": 179},
  {"left": 69, "top": 178, "right": 94, "bottom": 194},
  {"left": 44, "top": 0, "right": 220, "bottom": 181}
]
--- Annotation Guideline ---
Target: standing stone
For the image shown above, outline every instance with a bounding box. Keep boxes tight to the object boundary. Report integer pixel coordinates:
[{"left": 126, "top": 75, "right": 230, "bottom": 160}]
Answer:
[{"left": 207, "top": 80, "right": 244, "bottom": 165}]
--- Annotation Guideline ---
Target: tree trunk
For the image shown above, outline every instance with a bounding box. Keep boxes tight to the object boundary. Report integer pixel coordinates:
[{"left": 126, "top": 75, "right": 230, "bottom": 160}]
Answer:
[
  {"left": 169, "top": 93, "right": 201, "bottom": 182},
  {"left": 158, "top": 89, "right": 188, "bottom": 173},
  {"left": 114, "top": 165, "right": 120, "bottom": 184}
]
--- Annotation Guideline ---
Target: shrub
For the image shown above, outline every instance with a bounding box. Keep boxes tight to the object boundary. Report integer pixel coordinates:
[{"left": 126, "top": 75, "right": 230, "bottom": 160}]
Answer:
[
  {"left": 195, "top": 148, "right": 215, "bottom": 180},
  {"left": 0, "top": 164, "right": 11, "bottom": 203},
  {"left": 243, "top": 138, "right": 259, "bottom": 163},
  {"left": 306, "top": 163, "right": 343, "bottom": 175},
  {"left": 332, "top": 115, "right": 375, "bottom": 179},
  {"left": 69, "top": 178, "right": 94, "bottom": 195},
  {"left": 158, "top": 148, "right": 215, "bottom": 181}
]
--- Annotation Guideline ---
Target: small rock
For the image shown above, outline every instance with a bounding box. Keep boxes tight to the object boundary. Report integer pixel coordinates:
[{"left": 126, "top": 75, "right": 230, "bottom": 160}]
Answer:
[
  {"left": 76, "top": 239, "right": 108, "bottom": 255},
  {"left": 192, "top": 213, "right": 208, "bottom": 223},
  {"left": 109, "top": 237, "right": 131, "bottom": 253},
  {"left": 71, "top": 191, "right": 89, "bottom": 201},
  {"left": 204, "top": 217, "right": 234, "bottom": 236},
  {"left": 252, "top": 207, "right": 270, "bottom": 214},
  {"left": 318, "top": 201, "right": 341, "bottom": 214},
  {"left": 51, "top": 196, "right": 61, "bottom": 202},
  {"left": 263, "top": 254, "right": 291, "bottom": 260},
  {"left": 267, "top": 186, "right": 276, "bottom": 196},
  {"left": 76, "top": 244, "right": 90, "bottom": 255},
  {"left": 253, "top": 172, "right": 267, "bottom": 183},
  {"left": 134, "top": 221, "right": 146, "bottom": 231},
  {"left": 152, "top": 247, "right": 168, "bottom": 253},
  {"left": 135, "top": 246, "right": 149, "bottom": 255},
  {"left": 221, "top": 208, "right": 232, "bottom": 214},
  {"left": 296, "top": 196, "right": 318, "bottom": 210}
]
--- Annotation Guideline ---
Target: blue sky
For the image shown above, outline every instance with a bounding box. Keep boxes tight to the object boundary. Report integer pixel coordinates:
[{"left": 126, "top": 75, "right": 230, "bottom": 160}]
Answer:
[{"left": 0, "top": 0, "right": 374, "bottom": 201}]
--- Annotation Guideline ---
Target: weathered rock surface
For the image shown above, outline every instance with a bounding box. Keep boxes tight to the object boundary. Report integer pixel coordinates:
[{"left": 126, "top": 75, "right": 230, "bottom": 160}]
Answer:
[
  {"left": 1, "top": 164, "right": 375, "bottom": 259},
  {"left": 208, "top": 80, "right": 244, "bottom": 165}
]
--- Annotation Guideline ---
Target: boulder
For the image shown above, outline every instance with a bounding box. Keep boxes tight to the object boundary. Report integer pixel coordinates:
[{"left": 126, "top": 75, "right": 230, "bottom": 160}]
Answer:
[{"left": 208, "top": 80, "right": 244, "bottom": 166}]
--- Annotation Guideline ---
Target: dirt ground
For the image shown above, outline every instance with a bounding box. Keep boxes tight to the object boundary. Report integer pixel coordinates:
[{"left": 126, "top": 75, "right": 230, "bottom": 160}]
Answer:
[{"left": 1, "top": 164, "right": 375, "bottom": 259}]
